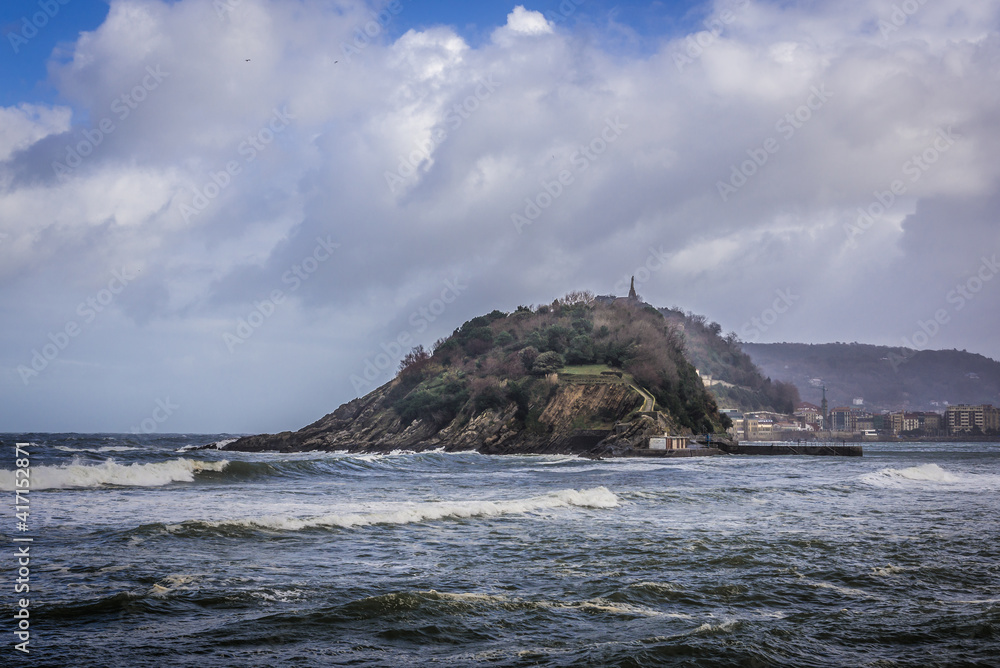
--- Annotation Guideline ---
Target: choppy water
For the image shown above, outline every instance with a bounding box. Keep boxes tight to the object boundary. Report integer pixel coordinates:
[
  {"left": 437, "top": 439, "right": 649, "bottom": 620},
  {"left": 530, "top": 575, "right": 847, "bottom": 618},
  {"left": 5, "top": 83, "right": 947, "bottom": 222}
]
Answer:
[{"left": 2, "top": 434, "right": 998, "bottom": 666}]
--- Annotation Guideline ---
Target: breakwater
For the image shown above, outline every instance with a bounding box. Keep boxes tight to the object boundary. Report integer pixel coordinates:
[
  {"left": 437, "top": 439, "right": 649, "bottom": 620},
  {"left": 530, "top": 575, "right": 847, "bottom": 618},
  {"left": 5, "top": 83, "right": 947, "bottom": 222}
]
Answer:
[{"left": 719, "top": 442, "right": 863, "bottom": 456}]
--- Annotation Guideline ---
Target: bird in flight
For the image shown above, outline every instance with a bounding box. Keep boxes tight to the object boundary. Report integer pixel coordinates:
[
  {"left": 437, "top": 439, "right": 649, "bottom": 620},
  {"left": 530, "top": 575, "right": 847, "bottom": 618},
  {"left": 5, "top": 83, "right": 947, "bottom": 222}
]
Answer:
[{"left": 245, "top": 59, "right": 251, "bottom": 62}]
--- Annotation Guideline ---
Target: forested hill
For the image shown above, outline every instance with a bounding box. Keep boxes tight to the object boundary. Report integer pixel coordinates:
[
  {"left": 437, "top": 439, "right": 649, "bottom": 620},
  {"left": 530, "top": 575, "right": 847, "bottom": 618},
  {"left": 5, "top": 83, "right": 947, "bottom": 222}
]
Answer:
[
  {"left": 659, "top": 308, "right": 800, "bottom": 413},
  {"left": 225, "top": 293, "right": 731, "bottom": 454},
  {"left": 742, "top": 342, "right": 1000, "bottom": 411}
]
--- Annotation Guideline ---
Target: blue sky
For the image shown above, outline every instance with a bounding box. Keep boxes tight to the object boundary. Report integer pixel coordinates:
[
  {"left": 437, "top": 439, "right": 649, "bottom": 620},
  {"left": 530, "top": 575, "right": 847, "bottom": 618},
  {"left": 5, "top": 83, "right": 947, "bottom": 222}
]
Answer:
[
  {"left": 1, "top": 1, "right": 109, "bottom": 106},
  {"left": 0, "top": 0, "right": 703, "bottom": 106},
  {"left": 2, "top": 0, "right": 1000, "bottom": 432}
]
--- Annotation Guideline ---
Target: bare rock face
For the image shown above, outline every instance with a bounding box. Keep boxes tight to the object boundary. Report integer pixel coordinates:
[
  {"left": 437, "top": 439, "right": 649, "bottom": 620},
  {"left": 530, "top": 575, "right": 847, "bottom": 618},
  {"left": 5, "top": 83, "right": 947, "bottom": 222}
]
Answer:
[
  {"left": 222, "top": 377, "right": 649, "bottom": 455},
  {"left": 537, "top": 383, "right": 637, "bottom": 428}
]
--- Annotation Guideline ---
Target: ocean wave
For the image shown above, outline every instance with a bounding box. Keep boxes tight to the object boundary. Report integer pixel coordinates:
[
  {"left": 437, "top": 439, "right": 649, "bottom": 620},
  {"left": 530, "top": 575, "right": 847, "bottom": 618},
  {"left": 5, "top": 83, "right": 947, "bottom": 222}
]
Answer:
[
  {"left": 55, "top": 445, "right": 142, "bottom": 453},
  {"left": 859, "top": 463, "right": 1000, "bottom": 489},
  {"left": 165, "top": 486, "right": 619, "bottom": 534},
  {"left": 0, "top": 458, "right": 228, "bottom": 491},
  {"left": 340, "top": 589, "right": 664, "bottom": 619},
  {"left": 178, "top": 438, "right": 237, "bottom": 452}
]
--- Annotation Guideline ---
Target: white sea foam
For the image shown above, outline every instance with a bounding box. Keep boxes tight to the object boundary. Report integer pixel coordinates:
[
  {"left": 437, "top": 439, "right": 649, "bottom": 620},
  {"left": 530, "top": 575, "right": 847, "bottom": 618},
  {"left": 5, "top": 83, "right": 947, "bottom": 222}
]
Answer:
[
  {"left": 860, "top": 463, "right": 1000, "bottom": 489},
  {"left": 809, "top": 581, "right": 873, "bottom": 598},
  {"left": 251, "top": 588, "right": 305, "bottom": 603},
  {"left": 180, "top": 486, "right": 619, "bottom": 533},
  {"left": 150, "top": 573, "right": 199, "bottom": 596},
  {"left": 0, "top": 458, "right": 228, "bottom": 491},
  {"left": 55, "top": 445, "right": 142, "bottom": 453},
  {"left": 690, "top": 619, "right": 740, "bottom": 635},
  {"left": 414, "top": 590, "right": 665, "bottom": 617}
]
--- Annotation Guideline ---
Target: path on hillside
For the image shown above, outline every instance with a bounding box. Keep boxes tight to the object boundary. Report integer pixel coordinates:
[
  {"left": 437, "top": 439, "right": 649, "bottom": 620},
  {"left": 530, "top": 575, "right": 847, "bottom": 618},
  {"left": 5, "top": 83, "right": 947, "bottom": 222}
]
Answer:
[{"left": 630, "top": 384, "right": 655, "bottom": 412}]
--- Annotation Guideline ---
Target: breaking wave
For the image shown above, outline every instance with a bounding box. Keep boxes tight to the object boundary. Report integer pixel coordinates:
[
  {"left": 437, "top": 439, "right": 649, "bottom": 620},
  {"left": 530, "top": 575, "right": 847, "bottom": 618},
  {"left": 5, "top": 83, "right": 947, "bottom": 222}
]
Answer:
[
  {"left": 178, "top": 438, "right": 237, "bottom": 452},
  {"left": 859, "top": 463, "right": 1000, "bottom": 491},
  {"left": 860, "top": 463, "right": 959, "bottom": 487},
  {"left": 0, "top": 458, "right": 228, "bottom": 491},
  {"left": 55, "top": 445, "right": 142, "bottom": 453},
  {"left": 164, "top": 486, "right": 619, "bottom": 534}
]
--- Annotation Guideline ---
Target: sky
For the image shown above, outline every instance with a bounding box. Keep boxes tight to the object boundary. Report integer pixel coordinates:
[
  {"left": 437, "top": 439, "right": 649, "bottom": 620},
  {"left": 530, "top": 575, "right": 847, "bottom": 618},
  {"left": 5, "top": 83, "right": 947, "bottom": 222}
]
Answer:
[{"left": 1, "top": 0, "right": 999, "bottom": 433}]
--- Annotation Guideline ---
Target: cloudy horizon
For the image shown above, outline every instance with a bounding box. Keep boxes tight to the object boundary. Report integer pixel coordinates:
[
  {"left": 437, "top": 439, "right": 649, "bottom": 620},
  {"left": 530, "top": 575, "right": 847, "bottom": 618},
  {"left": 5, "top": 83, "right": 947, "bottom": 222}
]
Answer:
[{"left": 2, "top": 0, "right": 999, "bottom": 433}]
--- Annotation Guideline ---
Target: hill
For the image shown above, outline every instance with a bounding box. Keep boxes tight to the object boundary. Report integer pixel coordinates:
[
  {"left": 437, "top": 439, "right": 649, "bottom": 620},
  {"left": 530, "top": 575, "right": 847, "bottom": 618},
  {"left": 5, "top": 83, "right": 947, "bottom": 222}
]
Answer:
[
  {"left": 225, "top": 293, "right": 734, "bottom": 455},
  {"left": 659, "top": 308, "right": 800, "bottom": 413},
  {"left": 742, "top": 342, "right": 1000, "bottom": 411}
]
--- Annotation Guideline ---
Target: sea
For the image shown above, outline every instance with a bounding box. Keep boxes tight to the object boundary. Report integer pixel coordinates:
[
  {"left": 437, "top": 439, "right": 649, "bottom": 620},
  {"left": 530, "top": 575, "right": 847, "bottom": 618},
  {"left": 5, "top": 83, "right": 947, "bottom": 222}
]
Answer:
[{"left": 1, "top": 434, "right": 998, "bottom": 667}]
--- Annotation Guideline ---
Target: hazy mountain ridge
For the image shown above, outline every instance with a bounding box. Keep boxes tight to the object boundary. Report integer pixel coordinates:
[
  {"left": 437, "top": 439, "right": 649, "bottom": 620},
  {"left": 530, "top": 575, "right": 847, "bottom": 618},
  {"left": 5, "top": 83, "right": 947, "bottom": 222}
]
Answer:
[{"left": 742, "top": 342, "right": 1000, "bottom": 411}]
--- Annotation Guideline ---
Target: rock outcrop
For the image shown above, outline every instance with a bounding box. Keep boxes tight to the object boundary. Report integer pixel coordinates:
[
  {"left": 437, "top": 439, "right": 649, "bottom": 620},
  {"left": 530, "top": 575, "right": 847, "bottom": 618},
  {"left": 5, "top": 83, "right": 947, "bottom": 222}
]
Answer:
[{"left": 226, "top": 375, "right": 649, "bottom": 455}]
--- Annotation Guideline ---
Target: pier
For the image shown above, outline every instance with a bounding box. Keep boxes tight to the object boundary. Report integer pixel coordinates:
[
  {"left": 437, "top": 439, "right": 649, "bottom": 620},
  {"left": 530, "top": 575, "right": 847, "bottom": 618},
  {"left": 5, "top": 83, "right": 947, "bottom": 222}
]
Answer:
[{"left": 718, "top": 442, "right": 863, "bottom": 456}]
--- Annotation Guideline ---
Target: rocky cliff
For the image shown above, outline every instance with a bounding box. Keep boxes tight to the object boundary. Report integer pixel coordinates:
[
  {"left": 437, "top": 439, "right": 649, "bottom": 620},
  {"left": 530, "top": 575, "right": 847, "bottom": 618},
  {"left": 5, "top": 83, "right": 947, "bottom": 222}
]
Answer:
[{"left": 225, "top": 374, "right": 668, "bottom": 454}]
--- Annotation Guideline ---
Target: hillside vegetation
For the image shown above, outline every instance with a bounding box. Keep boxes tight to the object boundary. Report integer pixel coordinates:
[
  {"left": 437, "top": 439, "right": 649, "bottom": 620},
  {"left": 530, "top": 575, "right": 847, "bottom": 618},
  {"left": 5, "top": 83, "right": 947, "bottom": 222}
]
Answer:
[
  {"left": 396, "top": 294, "right": 726, "bottom": 435},
  {"left": 659, "top": 308, "right": 800, "bottom": 413}
]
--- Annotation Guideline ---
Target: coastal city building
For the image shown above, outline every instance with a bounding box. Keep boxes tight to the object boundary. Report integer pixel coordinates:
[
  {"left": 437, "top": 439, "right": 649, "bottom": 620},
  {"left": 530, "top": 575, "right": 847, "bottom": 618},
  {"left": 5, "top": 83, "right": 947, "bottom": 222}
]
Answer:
[
  {"left": 794, "top": 402, "right": 822, "bottom": 429},
  {"left": 720, "top": 403, "right": 997, "bottom": 440},
  {"left": 945, "top": 404, "right": 999, "bottom": 435}
]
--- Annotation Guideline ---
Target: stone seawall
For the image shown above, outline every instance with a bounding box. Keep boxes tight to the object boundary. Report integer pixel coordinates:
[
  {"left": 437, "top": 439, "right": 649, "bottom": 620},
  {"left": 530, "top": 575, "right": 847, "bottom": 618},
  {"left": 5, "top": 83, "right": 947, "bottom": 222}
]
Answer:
[{"left": 720, "top": 443, "right": 863, "bottom": 457}]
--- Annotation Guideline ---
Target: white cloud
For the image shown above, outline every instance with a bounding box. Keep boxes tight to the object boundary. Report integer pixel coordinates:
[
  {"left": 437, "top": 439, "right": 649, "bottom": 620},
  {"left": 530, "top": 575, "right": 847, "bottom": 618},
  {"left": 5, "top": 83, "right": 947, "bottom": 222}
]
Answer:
[
  {"left": 494, "top": 5, "right": 553, "bottom": 41},
  {"left": 2, "top": 0, "right": 1000, "bottom": 431},
  {"left": 506, "top": 5, "right": 552, "bottom": 34},
  {"left": 0, "top": 104, "right": 72, "bottom": 162}
]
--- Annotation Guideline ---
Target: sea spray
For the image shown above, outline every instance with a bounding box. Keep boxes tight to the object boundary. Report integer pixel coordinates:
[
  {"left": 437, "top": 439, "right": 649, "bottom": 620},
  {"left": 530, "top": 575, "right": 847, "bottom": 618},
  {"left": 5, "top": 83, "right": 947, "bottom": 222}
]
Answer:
[{"left": 0, "top": 457, "right": 228, "bottom": 491}]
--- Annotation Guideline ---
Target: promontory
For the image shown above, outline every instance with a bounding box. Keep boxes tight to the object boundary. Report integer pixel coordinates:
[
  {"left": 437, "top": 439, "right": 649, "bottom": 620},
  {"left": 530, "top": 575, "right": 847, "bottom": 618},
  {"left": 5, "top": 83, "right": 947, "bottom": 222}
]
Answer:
[{"left": 221, "top": 291, "right": 771, "bottom": 456}]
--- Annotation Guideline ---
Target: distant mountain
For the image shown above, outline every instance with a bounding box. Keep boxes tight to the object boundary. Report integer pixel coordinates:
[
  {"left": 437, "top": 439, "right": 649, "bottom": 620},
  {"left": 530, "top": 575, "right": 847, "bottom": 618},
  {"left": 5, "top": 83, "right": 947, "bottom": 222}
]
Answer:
[{"left": 742, "top": 342, "right": 1000, "bottom": 411}]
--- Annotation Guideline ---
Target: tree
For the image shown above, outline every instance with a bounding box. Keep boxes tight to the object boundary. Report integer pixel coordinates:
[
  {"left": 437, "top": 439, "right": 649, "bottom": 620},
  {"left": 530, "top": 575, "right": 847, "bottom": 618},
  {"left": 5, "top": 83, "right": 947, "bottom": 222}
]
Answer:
[
  {"left": 566, "top": 335, "right": 595, "bottom": 364},
  {"left": 519, "top": 346, "right": 539, "bottom": 370},
  {"left": 399, "top": 345, "right": 430, "bottom": 373},
  {"left": 532, "top": 351, "right": 565, "bottom": 375}
]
